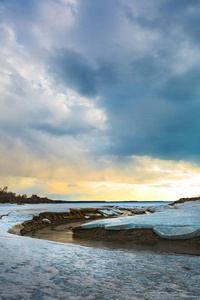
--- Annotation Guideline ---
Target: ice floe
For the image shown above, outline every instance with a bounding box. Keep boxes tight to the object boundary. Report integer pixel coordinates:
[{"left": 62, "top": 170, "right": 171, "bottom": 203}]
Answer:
[{"left": 82, "top": 201, "right": 200, "bottom": 240}]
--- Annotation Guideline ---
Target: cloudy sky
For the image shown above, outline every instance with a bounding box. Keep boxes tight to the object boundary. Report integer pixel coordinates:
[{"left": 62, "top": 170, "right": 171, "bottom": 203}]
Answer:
[{"left": 1, "top": 0, "right": 200, "bottom": 201}]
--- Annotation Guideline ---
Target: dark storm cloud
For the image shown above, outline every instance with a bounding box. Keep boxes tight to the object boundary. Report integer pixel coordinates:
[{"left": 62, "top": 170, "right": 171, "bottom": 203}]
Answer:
[
  {"left": 103, "top": 80, "right": 200, "bottom": 160},
  {"left": 91, "top": 1, "right": 200, "bottom": 161},
  {"left": 130, "top": 55, "right": 169, "bottom": 84},
  {"left": 161, "top": 0, "right": 200, "bottom": 13},
  {"left": 76, "top": 0, "right": 120, "bottom": 50},
  {"left": 160, "top": 68, "right": 200, "bottom": 102},
  {"left": 125, "top": 0, "right": 200, "bottom": 44},
  {"left": 102, "top": 70, "right": 200, "bottom": 159},
  {"left": 160, "top": 0, "right": 200, "bottom": 44},
  {"left": 48, "top": 49, "right": 120, "bottom": 98},
  {"left": 1, "top": 0, "right": 200, "bottom": 164},
  {"left": 49, "top": 49, "right": 97, "bottom": 97}
]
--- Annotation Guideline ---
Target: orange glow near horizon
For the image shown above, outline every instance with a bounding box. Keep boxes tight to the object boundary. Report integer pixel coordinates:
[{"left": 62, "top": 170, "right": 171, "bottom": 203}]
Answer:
[{"left": 1, "top": 156, "right": 200, "bottom": 202}]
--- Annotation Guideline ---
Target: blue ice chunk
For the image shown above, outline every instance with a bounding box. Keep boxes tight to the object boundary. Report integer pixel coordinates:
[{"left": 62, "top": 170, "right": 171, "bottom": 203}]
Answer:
[{"left": 153, "top": 225, "right": 200, "bottom": 240}]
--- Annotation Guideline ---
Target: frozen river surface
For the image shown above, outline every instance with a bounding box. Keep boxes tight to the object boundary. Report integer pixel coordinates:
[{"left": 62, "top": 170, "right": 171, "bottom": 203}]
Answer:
[{"left": 0, "top": 203, "right": 200, "bottom": 300}]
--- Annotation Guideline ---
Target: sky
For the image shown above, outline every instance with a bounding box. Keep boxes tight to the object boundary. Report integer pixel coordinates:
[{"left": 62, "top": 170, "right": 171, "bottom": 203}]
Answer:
[{"left": 1, "top": 0, "right": 200, "bottom": 201}]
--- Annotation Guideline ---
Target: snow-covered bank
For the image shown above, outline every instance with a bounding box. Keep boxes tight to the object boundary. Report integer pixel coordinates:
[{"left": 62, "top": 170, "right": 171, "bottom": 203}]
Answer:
[
  {"left": 0, "top": 203, "right": 200, "bottom": 299},
  {"left": 81, "top": 201, "right": 200, "bottom": 240},
  {"left": 1, "top": 235, "right": 200, "bottom": 300}
]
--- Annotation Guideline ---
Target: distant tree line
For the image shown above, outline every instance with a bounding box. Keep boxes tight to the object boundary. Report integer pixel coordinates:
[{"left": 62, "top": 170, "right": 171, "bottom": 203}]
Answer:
[{"left": 0, "top": 186, "right": 54, "bottom": 204}]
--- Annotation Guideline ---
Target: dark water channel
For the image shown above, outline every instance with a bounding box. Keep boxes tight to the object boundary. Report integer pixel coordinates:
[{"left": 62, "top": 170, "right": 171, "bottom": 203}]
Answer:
[{"left": 28, "top": 224, "right": 200, "bottom": 256}]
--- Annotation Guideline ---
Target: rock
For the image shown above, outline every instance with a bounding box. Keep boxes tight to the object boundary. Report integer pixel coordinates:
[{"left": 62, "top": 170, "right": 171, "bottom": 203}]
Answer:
[
  {"left": 19, "top": 208, "right": 105, "bottom": 236},
  {"left": 131, "top": 209, "right": 146, "bottom": 214},
  {"left": 8, "top": 224, "right": 24, "bottom": 235},
  {"left": 170, "top": 196, "right": 200, "bottom": 205}
]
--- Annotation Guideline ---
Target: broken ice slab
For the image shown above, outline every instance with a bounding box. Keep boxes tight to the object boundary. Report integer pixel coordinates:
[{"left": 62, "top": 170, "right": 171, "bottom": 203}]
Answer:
[
  {"left": 42, "top": 218, "right": 51, "bottom": 223},
  {"left": 82, "top": 201, "right": 200, "bottom": 240},
  {"left": 153, "top": 225, "right": 200, "bottom": 240},
  {"left": 86, "top": 213, "right": 102, "bottom": 217},
  {"left": 98, "top": 209, "right": 115, "bottom": 217},
  {"left": 105, "top": 223, "right": 136, "bottom": 230},
  {"left": 105, "top": 223, "right": 154, "bottom": 230},
  {"left": 97, "top": 208, "right": 122, "bottom": 217},
  {"left": 109, "top": 208, "right": 122, "bottom": 215}
]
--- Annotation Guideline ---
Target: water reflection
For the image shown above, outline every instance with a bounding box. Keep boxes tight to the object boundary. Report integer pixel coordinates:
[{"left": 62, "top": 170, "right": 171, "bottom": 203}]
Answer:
[{"left": 30, "top": 225, "right": 200, "bottom": 256}]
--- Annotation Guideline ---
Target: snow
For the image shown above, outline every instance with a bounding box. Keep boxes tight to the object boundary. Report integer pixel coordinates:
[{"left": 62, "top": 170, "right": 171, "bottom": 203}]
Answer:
[
  {"left": 82, "top": 201, "right": 200, "bottom": 240},
  {"left": 0, "top": 202, "right": 200, "bottom": 299},
  {"left": 0, "top": 204, "right": 71, "bottom": 237}
]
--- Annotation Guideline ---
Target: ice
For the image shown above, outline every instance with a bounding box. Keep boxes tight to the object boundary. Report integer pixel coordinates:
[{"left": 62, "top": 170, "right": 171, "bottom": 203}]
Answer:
[
  {"left": 109, "top": 208, "right": 123, "bottom": 214},
  {"left": 154, "top": 226, "right": 200, "bottom": 239},
  {"left": 42, "top": 218, "right": 51, "bottom": 224},
  {"left": 82, "top": 201, "right": 200, "bottom": 240},
  {"left": 0, "top": 204, "right": 70, "bottom": 237},
  {"left": 0, "top": 203, "right": 200, "bottom": 299},
  {"left": 98, "top": 208, "right": 121, "bottom": 217},
  {"left": 0, "top": 235, "right": 200, "bottom": 300}
]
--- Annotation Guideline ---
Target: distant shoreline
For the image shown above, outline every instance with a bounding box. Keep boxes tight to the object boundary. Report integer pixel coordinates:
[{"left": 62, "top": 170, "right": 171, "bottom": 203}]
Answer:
[{"left": 1, "top": 199, "right": 170, "bottom": 204}]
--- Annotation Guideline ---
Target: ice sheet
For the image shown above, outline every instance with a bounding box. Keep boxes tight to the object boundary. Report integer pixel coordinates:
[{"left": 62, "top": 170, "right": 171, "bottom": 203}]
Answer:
[{"left": 82, "top": 201, "right": 200, "bottom": 240}]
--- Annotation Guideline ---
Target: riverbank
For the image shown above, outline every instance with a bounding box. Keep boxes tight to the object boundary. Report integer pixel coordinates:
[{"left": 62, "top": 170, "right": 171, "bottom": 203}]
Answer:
[
  {"left": 13, "top": 202, "right": 200, "bottom": 256},
  {"left": 25, "top": 222, "right": 200, "bottom": 256},
  {"left": 9, "top": 206, "right": 147, "bottom": 236},
  {"left": 1, "top": 202, "right": 200, "bottom": 299}
]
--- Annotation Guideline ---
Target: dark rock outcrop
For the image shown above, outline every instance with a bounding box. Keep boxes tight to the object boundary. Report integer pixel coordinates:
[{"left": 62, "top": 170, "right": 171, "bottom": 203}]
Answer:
[
  {"left": 20, "top": 208, "right": 103, "bottom": 236},
  {"left": 73, "top": 227, "right": 161, "bottom": 244},
  {"left": 170, "top": 196, "right": 200, "bottom": 205}
]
